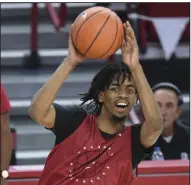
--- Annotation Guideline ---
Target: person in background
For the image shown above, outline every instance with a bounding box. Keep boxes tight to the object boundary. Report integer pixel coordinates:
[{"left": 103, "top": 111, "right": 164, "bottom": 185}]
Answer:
[
  {"left": 147, "top": 82, "right": 189, "bottom": 160},
  {"left": 1, "top": 83, "right": 12, "bottom": 185}
]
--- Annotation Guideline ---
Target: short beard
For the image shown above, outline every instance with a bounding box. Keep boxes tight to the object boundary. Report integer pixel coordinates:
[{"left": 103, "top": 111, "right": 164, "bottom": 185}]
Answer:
[{"left": 111, "top": 115, "right": 126, "bottom": 123}]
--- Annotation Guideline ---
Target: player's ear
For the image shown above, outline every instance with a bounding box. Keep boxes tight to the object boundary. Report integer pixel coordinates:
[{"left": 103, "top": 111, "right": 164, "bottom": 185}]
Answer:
[{"left": 98, "top": 91, "right": 104, "bottom": 103}]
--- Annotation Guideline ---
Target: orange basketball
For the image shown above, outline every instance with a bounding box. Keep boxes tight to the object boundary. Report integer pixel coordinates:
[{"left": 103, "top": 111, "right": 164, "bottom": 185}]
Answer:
[{"left": 71, "top": 7, "right": 124, "bottom": 59}]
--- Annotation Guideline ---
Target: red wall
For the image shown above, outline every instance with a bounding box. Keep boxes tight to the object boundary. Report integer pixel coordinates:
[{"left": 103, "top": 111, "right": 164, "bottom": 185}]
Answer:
[{"left": 8, "top": 160, "right": 189, "bottom": 185}]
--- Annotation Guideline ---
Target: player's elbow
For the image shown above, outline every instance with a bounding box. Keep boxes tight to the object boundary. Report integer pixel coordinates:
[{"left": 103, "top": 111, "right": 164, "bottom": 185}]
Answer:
[
  {"left": 145, "top": 112, "right": 163, "bottom": 133},
  {"left": 28, "top": 104, "right": 44, "bottom": 125},
  {"left": 151, "top": 115, "right": 163, "bottom": 133}
]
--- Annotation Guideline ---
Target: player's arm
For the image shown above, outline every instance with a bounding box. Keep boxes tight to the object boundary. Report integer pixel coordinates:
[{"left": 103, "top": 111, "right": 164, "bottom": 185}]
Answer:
[
  {"left": 0, "top": 85, "right": 12, "bottom": 185},
  {"left": 29, "top": 60, "right": 74, "bottom": 128},
  {"left": 122, "top": 21, "right": 163, "bottom": 148},
  {"left": 29, "top": 26, "right": 85, "bottom": 128},
  {"left": 1, "top": 112, "right": 12, "bottom": 170},
  {"left": 131, "top": 65, "right": 163, "bottom": 147}
]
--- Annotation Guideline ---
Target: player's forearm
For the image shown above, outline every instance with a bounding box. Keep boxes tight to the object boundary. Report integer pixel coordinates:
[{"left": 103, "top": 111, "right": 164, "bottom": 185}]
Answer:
[
  {"left": 131, "top": 64, "right": 163, "bottom": 131},
  {"left": 1, "top": 131, "right": 12, "bottom": 170},
  {"left": 1, "top": 114, "right": 12, "bottom": 170},
  {"left": 29, "top": 57, "right": 75, "bottom": 120}
]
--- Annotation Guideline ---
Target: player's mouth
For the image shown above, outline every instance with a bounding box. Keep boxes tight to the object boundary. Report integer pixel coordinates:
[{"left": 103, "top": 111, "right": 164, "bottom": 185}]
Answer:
[{"left": 115, "top": 102, "right": 128, "bottom": 112}]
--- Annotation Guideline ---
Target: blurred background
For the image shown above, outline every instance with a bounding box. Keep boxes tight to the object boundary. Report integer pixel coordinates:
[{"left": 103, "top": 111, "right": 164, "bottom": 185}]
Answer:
[{"left": 1, "top": 2, "right": 190, "bottom": 166}]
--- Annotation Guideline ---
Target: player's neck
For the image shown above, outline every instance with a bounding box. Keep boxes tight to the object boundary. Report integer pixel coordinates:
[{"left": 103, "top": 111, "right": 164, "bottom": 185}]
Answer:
[{"left": 97, "top": 113, "right": 125, "bottom": 135}]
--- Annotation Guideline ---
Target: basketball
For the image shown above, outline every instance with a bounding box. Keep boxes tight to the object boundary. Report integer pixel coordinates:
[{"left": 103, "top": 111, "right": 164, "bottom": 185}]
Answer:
[{"left": 71, "top": 7, "right": 124, "bottom": 59}]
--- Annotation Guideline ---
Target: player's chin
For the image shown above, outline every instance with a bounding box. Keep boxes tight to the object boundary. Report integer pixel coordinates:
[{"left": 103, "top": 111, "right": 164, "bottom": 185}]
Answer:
[
  {"left": 114, "top": 109, "right": 129, "bottom": 117},
  {"left": 112, "top": 114, "right": 127, "bottom": 122}
]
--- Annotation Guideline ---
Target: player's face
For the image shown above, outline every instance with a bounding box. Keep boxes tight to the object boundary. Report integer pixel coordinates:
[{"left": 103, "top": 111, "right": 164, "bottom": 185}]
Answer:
[
  {"left": 154, "top": 89, "right": 181, "bottom": 129},
  {"left": 99, "top": 74, "right": 137, "bottom": 122}
]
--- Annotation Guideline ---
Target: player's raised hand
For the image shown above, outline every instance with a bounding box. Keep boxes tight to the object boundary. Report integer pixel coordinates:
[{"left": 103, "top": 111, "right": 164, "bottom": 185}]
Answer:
[
  {"left": 121, "top": 21, "right": 140, "bottom": 71},
  {"left": 67, "top": 24, "right": 86, "bottom": 66}
]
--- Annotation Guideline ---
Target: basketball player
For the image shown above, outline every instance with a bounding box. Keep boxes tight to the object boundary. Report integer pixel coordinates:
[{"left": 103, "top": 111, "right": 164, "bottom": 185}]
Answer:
[
  {"left": 1, "top": 84, "right": 12, "bottom": 185},
  {"left": 29, "top": 21, "right": 163, "bottom": 185}
]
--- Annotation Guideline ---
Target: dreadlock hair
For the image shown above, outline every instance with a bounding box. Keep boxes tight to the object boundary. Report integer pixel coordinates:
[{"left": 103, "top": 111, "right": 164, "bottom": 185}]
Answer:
[{"left": 79, "top": 62, "right": 132, "bottom": 115}]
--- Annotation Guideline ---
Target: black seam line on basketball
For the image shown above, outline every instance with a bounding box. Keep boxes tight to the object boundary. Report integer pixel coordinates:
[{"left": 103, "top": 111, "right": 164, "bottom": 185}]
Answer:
[
  {"left": 84, "top": 11, "right": 112, "bottom": 56},
  {"left": 75, "top": 9, "right": 106, "bottom": 48},
  {"left": 97, "top": 12, "right": 119, "bottom": 58},
  {"left": 71, "top": 13, "right": 83, "bottom": 42}
]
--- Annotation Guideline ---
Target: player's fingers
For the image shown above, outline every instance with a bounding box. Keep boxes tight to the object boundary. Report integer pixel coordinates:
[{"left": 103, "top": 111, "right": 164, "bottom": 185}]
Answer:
[
  {"left": 68, "top": 24, "right": 74, "bottom": 46},
  {"left": 127, "top": 35, "right": 133, "bottom": 46},
  {"left": 122, "top": 39, "right": 126, "bottom": 46},
  {"left": 125, "top": 23, "right": 133, "bottom": 40},
  {"left": 68, "top": 24, "right": 72, "bottom": 38},
  {"left": 126, "top": 21, "right": 136, "bottom": 38},
  {"left": 123, "top": 23, "right": 128, "bottom": 41}
]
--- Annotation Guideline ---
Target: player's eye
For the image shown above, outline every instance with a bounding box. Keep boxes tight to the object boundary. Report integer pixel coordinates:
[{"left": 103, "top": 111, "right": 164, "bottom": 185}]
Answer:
[
  {"left": 127, "top": 89, "right": 134, "bottom": 94},
  {"left": 110, "top": 87, "right": 120, "bottom": 91}
]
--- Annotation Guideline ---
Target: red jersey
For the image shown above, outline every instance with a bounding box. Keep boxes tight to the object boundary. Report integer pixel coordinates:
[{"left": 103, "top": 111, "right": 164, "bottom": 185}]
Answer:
[
  {"left": 38, "top": 114, "right": 134, "bottom": 185},
  {"left": 0, "top": 83, "right": 11, "bottom": 114}
]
